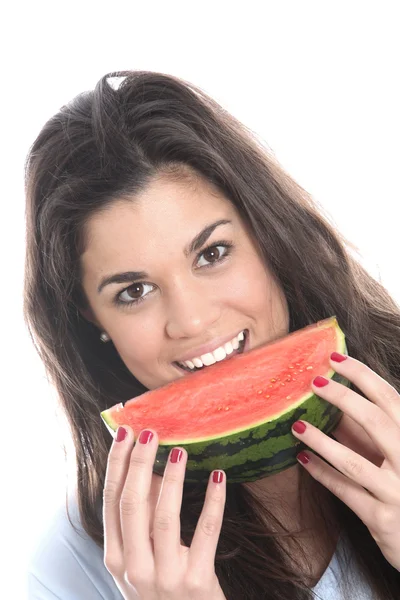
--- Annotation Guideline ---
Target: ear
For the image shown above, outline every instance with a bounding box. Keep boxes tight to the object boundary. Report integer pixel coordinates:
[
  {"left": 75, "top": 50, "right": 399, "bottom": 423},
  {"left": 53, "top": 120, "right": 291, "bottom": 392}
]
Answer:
[{"left": 79, "top": 307, "right": 101, "bottom": 328}]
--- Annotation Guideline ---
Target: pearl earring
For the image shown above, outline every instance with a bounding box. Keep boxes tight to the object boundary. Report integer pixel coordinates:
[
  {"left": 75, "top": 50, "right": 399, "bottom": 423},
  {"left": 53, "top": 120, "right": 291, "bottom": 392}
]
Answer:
[{"left": 100, "top": 332, "right": 110, "bottom": 343}]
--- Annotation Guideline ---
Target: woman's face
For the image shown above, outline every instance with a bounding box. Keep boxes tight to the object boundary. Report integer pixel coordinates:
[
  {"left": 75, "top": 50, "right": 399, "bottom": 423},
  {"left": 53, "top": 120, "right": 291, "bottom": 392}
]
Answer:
[{"left": 80, "top": 171, "right": 289, "bottom": 390}]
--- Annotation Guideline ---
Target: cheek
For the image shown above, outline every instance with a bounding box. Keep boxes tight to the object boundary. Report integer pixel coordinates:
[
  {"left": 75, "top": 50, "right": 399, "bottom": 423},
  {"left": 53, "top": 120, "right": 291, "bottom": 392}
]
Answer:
[
  {"left": 222, "top": 260, "right": 273, "bottom": 310},
  {"left": 111, "top": 318, "right": 163, "bottom": 366},
  {"left": 223, "top": 257, "right": 289, "bottom": 336}
]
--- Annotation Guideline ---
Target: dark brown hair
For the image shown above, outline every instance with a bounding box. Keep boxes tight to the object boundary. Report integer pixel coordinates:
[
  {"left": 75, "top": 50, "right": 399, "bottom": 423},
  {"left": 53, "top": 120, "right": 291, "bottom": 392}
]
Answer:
[{"left": 23, "top": 70, "right": 400, "bottom": 598}]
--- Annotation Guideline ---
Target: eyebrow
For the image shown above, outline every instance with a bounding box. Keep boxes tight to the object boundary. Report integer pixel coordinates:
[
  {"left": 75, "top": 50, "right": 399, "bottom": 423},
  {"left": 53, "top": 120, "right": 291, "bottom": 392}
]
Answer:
[{"left": 97, "top": 218, "right": 232, "bottom": 294}]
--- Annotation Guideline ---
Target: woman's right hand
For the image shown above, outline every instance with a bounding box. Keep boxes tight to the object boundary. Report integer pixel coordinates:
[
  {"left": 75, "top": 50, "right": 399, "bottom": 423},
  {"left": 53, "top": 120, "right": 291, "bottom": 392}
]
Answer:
[{"left": 103, "top": 426, "right": 228, "bottom": 599}]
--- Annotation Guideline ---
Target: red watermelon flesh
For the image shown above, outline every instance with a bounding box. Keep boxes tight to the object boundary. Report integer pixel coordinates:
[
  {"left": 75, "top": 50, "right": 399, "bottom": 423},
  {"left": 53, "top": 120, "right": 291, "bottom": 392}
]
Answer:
[{"left": 101, "top": 316, "right": 347, "bottom": 482}]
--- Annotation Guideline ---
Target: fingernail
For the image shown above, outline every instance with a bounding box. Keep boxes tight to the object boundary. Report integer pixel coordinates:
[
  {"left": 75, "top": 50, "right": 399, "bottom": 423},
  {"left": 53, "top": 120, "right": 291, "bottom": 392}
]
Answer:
[
  {"left": 139, "top": 430, "right": 154, "bottom": 444},
  {"left": 170, "top": 448, "right": 183, "bottom": 463},
  {"left": 297, "top": 451, "right": 310, "bottom": 465},
  {"left": 292, "top": 420, "right": 307, "bottom": 434},
  {"left": 213, "top": 470, "right": 224, "bottom": 483},
  {"left": 331, "top": 352, "right": 347, "bottom": 363},
  {"left": 313, "top": 376, "right": 329, "bottom": 387},
  {"left": 116, "top": 427, "right": 127, "bottom": 442}
]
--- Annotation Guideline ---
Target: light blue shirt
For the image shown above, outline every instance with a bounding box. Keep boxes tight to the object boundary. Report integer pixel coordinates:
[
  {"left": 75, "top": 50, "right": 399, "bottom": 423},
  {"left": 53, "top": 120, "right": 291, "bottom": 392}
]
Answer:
[
  {"left": 28, "top": 496, "right": 375, "bottom": 599},
  {"left": 312, "top": 536, "right": 375, "bottom": 600},
  {"left": 28, "top": 497, "right": 124, "bottom": 599}
]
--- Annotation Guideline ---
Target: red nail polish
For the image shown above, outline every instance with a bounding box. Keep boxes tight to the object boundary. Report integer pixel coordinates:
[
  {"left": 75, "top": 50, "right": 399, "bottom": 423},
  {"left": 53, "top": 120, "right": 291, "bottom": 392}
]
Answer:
[
  {"left": 213, "top": 470, "right": 224, "bottom": 483},
  {"left": 139, "top": 430, "right": 153, "bottom": 444},
  {"left": 116, "top": 427, "right": 127, "bottom": 442},
  {"left": 313, "top": 376, "right": 329, "bottom": 387},
  {"left": 292, "top": 420, "right": 307, "bottom": 434},
  {"left": 331, "top": 352, "right": 347, "bottom": 363},
  {"left": 297, "top": 451, "right": 310, "bottom": 465},
  {"left": 170, "top": 448, "right": 183, "bottom": 463}
]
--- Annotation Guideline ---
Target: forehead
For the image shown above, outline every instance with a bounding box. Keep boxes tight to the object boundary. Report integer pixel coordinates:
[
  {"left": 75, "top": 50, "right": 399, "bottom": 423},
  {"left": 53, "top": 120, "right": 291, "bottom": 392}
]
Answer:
[{"left": 80, "top": 175, "right": 237, "bottom": 274}]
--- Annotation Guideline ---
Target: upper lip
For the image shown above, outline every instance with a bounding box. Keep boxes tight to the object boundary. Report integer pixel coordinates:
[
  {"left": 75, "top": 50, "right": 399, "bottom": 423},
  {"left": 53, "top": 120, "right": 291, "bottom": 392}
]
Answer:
[{"left": 174, "top": 329, "right": 246, "bottom": 363}]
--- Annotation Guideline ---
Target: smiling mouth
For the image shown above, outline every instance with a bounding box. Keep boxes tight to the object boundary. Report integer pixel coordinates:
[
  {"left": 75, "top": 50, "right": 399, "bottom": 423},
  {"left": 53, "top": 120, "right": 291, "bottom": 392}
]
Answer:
[{"left": 173, "top": 329, "right": 249, "bottom": 374}]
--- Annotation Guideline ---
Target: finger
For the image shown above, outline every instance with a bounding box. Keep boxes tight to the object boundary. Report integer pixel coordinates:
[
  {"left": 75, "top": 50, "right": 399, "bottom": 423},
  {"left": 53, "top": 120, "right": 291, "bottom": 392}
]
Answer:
[
  {"left": 148, "top": 474, "right": 163, "bottom": 535},
  {"left": 332, "top": 413, "right": 384, "bottom": 466},
  {"left": 292, "top": 420, "right": 398, "bottom": 504},
  {"left": 311, "top": 373, "right": 400, "bottom": 470},
  {"left": 120, "top": 429, "right": 159, "bottom": 574},
  {"left": 296, "top": 450, "right": 378, "bottom": 526},
  {"left": 329, "top": 354, "right": 400, "bottom": 426},
  {"left": 152, "top": 447, "right": 188, "bottom": 576},
  {"left": 103, "top": 425, "right": 135, "bottom": 576},
  {"left": 188, "top": 470, "right": 226, "bottom": 576}
]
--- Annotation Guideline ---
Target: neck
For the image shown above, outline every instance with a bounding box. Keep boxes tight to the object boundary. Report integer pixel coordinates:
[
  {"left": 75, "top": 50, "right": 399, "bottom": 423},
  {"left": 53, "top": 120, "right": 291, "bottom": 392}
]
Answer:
[
  {"left": 244, "top": 464, "right": 308, "bottom": 524},
  {"left": 243, "top": 464, "right": 341, "bottom": 585}
]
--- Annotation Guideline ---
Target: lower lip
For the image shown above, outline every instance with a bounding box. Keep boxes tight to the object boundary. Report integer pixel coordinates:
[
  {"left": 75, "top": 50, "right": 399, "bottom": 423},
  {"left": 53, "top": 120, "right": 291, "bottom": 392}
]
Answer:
[{"left": 174, "top": 329, "right": 250, "bottom": 374}]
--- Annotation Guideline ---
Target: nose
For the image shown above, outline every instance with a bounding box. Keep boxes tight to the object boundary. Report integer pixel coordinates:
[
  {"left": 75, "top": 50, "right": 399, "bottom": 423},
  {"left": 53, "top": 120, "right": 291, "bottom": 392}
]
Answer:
[{"left": 165, "top": 280, "right": 221, "bottom": 339}]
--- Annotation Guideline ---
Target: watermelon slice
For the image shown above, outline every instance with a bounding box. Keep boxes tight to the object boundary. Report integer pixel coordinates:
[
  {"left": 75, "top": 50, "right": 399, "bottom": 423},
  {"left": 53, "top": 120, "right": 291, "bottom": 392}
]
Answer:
[{"left": 101, "top": 316, "right": 348, "bottom": 483}]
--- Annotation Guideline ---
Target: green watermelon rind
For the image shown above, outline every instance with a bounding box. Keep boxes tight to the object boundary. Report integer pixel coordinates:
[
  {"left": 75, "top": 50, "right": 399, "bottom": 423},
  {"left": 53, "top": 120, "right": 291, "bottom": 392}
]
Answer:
[
  {"left": 100, "top": 319, "right": 348, "bottom": 483},
  {"left": 101, "top": 404, "right": 123, "bottom": 434},
  {"left": 154, "top": 370, "right": 348, "bottom": 483}
]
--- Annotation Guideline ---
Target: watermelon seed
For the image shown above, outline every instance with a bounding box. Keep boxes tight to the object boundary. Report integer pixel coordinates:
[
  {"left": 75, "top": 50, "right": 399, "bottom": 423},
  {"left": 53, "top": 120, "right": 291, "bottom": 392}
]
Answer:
[
  {"left": 292, "top": 377, "right": 297, "bottom": 381},
  {"left": 269, "top": 384, "right": 273, "bottom": 388},
  {"left": 225, "top": 407, "right": 230, "bottom": 411},
  {"left": 257, "top": 390, "right": 263, "bottom": 394},
  {"left": 306, "top": 366, "right": 313, "bottom": 370},
  {"left": 298, "top": 368, "right": 304, "bottom": 372},
  {"left": 286, "top": 375, "right": 292, "bottom": 381},
  {"left": 286, "top": 396, "right": 291, "bottom": 400},
  {"left": 295, "top": 363, "right": 301, "bottom": 366},
  {"left": 289, "top": 365, "right": 295, "bottom": 369},
  {"left": 265, "top": 394, "right": 270, "bottom": 399},
  {"left": 281, "top": 382, "right": 286, "bottom": 386},
  {"left": 270, "top": 378, "right": 277, "bottom": 383}
]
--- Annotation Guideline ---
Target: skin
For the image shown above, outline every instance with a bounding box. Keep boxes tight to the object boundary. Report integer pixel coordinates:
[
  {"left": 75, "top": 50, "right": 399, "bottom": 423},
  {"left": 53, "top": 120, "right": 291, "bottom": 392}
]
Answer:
[
  {"left": 80, "top": 169, "right": 336, "bottom": 583},
  {"left": 80, "top": 169, "right": 400, "bottom": 588},
  {"left": 80, "top": 171, "right": 289, "bottom": 388}
]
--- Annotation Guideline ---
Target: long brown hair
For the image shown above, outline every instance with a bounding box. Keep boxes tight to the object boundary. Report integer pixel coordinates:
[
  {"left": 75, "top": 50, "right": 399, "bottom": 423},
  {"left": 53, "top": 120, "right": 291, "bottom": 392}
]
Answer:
[{"left": 23, "top": 70, "right": 400, "bottom": 599}]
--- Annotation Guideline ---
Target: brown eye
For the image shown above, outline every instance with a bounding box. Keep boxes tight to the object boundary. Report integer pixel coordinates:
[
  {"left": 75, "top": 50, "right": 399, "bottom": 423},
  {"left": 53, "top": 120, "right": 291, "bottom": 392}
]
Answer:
[
  {"left": 203, "top": 246, "right": 222, "bottom": 263},
  {"left": 126, "top": 283, "right": 144, "bottom": 299},
  {"left": 116, "top": 282, "right": 155, "bottom": 306},
  {"left": 197, "top": 244, "right": 231, "bottom": 268}
]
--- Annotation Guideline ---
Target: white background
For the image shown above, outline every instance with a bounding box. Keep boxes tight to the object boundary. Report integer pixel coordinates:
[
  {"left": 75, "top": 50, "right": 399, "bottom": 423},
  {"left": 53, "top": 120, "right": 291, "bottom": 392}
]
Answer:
[{"left": 2, "top": 1, "right": 399, "bottom": 598}]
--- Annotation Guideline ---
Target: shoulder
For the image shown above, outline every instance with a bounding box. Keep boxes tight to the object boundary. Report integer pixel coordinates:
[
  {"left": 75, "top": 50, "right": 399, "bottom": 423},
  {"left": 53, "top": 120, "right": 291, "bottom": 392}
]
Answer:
[
  {"left": 312, "top": 533, "right": 375, "bottom": 599},
  {"left": 27, "top": 493, "right": 124, "bottom": 600}
]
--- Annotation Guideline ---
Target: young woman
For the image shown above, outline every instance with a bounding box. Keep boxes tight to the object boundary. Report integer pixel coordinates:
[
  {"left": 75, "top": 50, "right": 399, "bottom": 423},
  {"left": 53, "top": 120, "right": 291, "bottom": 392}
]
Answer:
[{"left": 25, "top": 70, "right": 400, "bottom": 599}]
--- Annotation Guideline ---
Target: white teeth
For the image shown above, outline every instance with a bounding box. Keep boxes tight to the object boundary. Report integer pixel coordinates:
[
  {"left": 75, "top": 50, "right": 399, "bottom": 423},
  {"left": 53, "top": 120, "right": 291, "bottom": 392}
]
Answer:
[
  {"left": 224, "top": 341, "right": 233, "bottom": 354},
  {"left": 178, "top": 330, "right": 246, "bottom": 371},
  {"left": 213, "top": 346, "right": 227, "bottom": 361},
  {"left": 200, "top": 353, "right": 216, "bottom": 366}
]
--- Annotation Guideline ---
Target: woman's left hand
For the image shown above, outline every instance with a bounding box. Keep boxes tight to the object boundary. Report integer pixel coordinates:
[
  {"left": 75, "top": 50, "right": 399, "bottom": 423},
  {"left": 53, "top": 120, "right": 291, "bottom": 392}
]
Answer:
[{"left": 291, "top": 352, "right": 400, "bottom": 572}]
